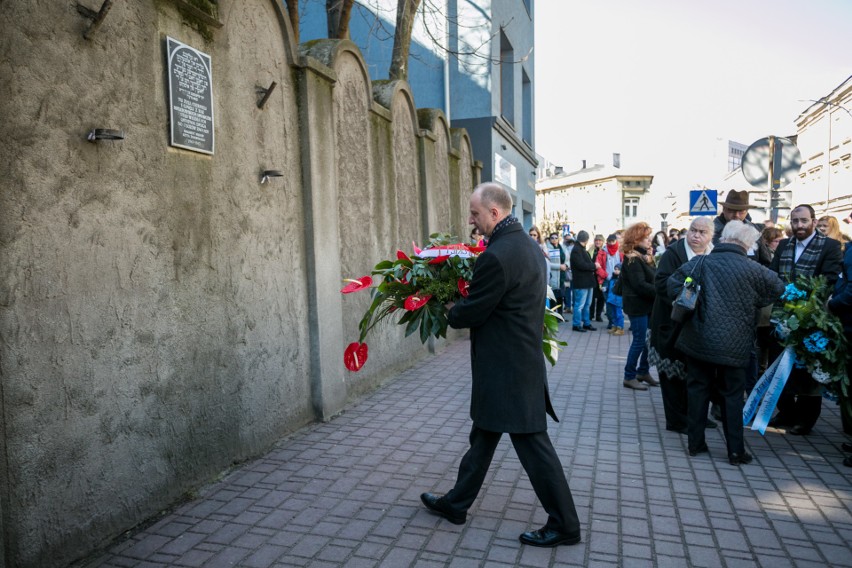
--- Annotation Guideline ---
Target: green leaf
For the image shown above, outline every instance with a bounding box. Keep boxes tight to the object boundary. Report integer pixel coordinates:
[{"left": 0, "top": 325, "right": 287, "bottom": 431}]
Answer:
[{"left": 404, "top": 311, "right": 422, "bottom": 337}]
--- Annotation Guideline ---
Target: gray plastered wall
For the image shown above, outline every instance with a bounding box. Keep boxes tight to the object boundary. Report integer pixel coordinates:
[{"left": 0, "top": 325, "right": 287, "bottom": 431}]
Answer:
[{"left": 0, "top": 2, "right": 480, "bottom": 566}]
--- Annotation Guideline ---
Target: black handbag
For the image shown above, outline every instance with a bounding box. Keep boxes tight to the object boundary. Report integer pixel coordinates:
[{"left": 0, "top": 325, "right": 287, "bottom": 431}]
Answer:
[{"left": 670, "top": 256, "right": 705, "bottom": 323}]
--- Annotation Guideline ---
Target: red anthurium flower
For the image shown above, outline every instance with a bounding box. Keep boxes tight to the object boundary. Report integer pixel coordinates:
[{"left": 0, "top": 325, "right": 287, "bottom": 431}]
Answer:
[
  {"left": 404, "top": 292, "right": 432, "bottom": 311},
  {"left": 344, "top": 342, "right": 368, "bottom": 372},
  {"left": 458, "top": 278, "right": 470, "bottom": 298},
  {"left": 428, "top": 255, "right": 450, "bottom": 265},
  {"left": 412, "top": 241, "right": 422, "bottom": 255},
  {"left": 341, "top": 276, "right": 373, "bottom": 294},
  {"left": 466, "top": 245, "right": 486, "bottom": 253},
  {"left": 396, "top": 250, "right": 410, "bottom": 261}
]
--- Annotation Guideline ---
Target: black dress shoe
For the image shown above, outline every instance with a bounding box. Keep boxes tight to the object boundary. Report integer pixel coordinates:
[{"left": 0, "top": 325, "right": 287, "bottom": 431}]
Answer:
[
  {"left": 841, "top": 442, "right": 852, "bottom": 453},
  {"left": 519, "top": 528, "right": 581, "bottom": 547},
  {"left": 571, "top": 326, "right": 587, "bottom": 332},
  {"left": 728, "top": 452, "right": 753, "bottom": 466},
  {"left": 595, "top": 316, "right": 604, "bottom": 322},
  {"left": 688, "top": 444, "right": 709, "bottom": 456},
  {"left": 582, "top": 324, "right": 596, "bottom": 331},
  {"left": 789, "top": 425, "right": 811, "bottom": 436},
  {"left": 420, "top": 493, "right": 466, "bottom": 525},
  {"left": 844, "top": 456, "right": 852, "bottom": 468},
  {"left": 705, "top": 418, "right": 717, "bottom": 429}
]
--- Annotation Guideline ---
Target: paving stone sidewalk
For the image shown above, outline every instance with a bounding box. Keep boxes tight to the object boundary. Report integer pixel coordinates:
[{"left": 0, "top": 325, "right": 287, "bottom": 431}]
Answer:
[{"left": 85, "top": 323, "right": 852, "bottom": 567}]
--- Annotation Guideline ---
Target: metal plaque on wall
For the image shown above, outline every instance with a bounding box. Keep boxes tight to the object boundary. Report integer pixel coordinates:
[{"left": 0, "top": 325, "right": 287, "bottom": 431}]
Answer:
[{"left": 166, "top": 37, "right": 214, "bottom": 155}]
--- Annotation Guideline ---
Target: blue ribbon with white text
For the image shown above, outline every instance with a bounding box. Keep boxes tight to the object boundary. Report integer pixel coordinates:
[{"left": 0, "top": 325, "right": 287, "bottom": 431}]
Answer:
[{"left": 743, "top": 346, "right": 796, "bottom": 435}]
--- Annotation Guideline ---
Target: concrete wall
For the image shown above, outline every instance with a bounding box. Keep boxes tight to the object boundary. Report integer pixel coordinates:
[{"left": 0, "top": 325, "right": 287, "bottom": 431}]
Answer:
[{"left": 0, "top": 2, "right": 479, "bottom": 566}]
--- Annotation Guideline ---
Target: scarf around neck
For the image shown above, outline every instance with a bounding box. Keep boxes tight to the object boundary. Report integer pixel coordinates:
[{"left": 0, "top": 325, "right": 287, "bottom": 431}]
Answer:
[{"left": 490, "top": 215, "right": 519, "bottom": 239}]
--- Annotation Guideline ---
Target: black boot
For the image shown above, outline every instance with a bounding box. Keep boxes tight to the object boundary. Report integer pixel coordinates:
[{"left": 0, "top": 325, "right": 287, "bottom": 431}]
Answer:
[{"left": 789, "top": 396, "right": 822, "bottom": 435}]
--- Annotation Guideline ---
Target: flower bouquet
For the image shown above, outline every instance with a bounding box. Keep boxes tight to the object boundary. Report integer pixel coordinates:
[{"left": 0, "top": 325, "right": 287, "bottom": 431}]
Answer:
[
  {"left": 341, "top": 233, "right": 566, "bottom": 372},
  {"left": 744, "top": 275, "right": 848, "bottom": 434},
  {"left": 774, "top": 276, "right": 847, "bottom": 386}
]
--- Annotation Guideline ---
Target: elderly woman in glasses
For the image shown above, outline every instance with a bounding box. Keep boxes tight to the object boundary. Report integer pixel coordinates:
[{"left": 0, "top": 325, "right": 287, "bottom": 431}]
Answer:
[
  {"left": 649, "top": 216, "right": 714, "bottom": 434},
  {"left": 668, "top": 221, "right": 784, "bottom": 466}
]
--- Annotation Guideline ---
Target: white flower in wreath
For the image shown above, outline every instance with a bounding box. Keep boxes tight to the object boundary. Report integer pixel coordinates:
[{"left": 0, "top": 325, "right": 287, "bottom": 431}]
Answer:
[
  {"left": 810, "top": 361, "right": 832, "bottom": 385},
  {"left": 774, "top": 320, "right": 791, "bottom": 341}
]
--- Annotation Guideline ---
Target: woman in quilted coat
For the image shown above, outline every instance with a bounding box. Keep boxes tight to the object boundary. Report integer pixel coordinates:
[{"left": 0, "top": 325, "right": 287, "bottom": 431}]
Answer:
[{"left": 668, "top": 221, "right": 784, "bottom": 466}]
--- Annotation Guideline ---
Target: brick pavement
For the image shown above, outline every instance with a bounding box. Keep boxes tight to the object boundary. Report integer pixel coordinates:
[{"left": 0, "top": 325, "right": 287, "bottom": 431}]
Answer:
[{"left": 84, "top": 322, "right": 852, "bottom": 567}]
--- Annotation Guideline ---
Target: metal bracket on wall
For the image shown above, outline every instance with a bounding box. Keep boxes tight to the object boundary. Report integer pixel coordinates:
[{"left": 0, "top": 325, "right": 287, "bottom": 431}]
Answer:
[
  {"left": 256, "top": 82, "right": 278, "bottom": 109},
  {"left": 260, "top": 170, "right": 284, "bottom": 184},
  {"left": 87, "top": 128, "right": 125, "bottom": 142},
  {"left": 76, "top": 0, "right": 114, "bottom": 40}
]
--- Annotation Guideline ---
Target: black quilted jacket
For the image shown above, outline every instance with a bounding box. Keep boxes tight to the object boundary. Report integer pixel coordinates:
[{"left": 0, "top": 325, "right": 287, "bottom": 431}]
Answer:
[{"left": 667, "top": 243, "right": 784, "bottom": 367}]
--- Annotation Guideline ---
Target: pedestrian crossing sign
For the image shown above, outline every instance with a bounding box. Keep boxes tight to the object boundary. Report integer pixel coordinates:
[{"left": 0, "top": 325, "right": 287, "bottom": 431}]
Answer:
[{"left": 689, "top": 189, "right": 717, "bottom": 216}]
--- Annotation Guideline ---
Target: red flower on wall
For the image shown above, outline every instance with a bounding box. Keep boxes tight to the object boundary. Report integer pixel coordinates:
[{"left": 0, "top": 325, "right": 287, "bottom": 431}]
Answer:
[
  {"left": 344, "top": 342, "right": 368, "bottom": 372},
  {"left": 458, "top": 278, "right": 470, "bottom": 298},
  {"left": 340, "top": 276, "right": 373, "bottom": 294},
  {"left": 404, "top": 293, "right": 432, "bottom": 311}
]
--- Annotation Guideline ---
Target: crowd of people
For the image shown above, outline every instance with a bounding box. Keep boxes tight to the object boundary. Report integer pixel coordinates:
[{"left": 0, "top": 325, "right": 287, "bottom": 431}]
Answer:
[{"left": 522, "top": 190, "right": 852, "bottom": 468}]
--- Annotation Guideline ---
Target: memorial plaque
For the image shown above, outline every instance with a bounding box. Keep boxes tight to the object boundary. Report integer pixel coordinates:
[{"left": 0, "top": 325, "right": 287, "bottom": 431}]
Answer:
[{"left": 166, "top": 37, "right": 214, "bottom": 155}]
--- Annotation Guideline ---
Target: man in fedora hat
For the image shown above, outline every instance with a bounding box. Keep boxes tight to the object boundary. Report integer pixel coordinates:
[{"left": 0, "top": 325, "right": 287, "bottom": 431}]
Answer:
[{"left": 713, "top": 190, "right": 762, "bottom": 245}]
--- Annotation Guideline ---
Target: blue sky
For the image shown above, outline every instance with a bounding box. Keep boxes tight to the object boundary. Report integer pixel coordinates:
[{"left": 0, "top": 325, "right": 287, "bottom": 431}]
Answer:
[{"left": 534, "top": 0, "right": 852, "bottom": 203}]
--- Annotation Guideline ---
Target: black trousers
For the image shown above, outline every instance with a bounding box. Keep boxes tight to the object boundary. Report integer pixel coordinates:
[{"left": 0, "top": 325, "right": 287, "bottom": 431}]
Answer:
[
  {"left": 769, "top": 341, "right": 823, "bottom": 430},
  {"left": 590, "top": 285, "right": 605, "bottom": 319},
  {"left": 443, "top": 425, "right": 580, "bottom": 535},
  {"left": 686, "top": 357, "right": 746, "bottom": 456},
  {"left": 659, "top": 371, "right": 688, "bottom": 431}
]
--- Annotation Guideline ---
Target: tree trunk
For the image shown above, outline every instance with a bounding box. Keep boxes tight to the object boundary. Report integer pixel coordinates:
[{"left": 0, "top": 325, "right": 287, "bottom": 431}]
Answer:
[
  {"left": 388, "top": 0, "right": 422, "bottom": 81},
  {"left": 327, "top": 0, "right": 355, "bottom": 39},
  {"left": 284, "top": 0, "right": 299, "bottom": 44}
]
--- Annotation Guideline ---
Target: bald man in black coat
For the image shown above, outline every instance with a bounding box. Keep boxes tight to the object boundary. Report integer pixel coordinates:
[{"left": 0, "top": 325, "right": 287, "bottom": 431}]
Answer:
[{"left": 420, "top": 183, "right": 581, "bottom": 548}]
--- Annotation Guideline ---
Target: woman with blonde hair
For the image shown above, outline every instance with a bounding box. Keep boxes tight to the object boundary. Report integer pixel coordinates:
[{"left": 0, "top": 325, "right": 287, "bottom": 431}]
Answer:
[
  {"left": 817, "top": 216, "right": 844, "bottom": 243},
  {"left": 621, "top": 222, "right": 658, "bottom": 390}
]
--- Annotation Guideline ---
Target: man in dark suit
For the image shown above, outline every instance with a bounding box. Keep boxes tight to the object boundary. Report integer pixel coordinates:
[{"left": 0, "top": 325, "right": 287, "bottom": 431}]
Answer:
[
  {"left": 769, "top": 204, "right": 843, "bottom": 434},
  {"left": 420, "top": 183, "right": 581, "bottom": 548}
]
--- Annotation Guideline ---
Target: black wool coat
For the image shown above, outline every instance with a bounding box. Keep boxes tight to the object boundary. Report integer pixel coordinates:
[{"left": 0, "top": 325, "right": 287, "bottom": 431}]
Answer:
[
  {"left": 621, "top": 251, "right": 656, "bottom": 317},
  {"left": 650, "top": 238, "right": 690, "bottom": 357},
  {"left": 829, "top": 245, "right": 852, "bottom": 333},
  {"left": 769, "top": 234, "right": 843, "bottom": 287},
  {"left": 448, "top": 222, "right": 558, "bottom": 434},
  {"left": 569, "top": 243, "right": 597, "bottom": 289},
  {"left": 668, "top": 243, "right": 785, "bottom": 368}
]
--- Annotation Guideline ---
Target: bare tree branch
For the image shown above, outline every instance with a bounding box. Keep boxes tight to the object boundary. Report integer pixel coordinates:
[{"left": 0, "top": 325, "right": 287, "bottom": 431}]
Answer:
[
  {"left": 327, "top": 0, "right": 356, "bottom": 39},
  {"left": 285, "top": 0, "right": 299, "bottom": 44},
  {"left": 389, "top": 0, "right": 422, "bottom": 81}
]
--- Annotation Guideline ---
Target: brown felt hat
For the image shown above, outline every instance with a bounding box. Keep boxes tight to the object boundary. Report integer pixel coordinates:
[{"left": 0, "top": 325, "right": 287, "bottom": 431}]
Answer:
[{"left": 719, "top": 190, "right": 752, "bottom": 211}]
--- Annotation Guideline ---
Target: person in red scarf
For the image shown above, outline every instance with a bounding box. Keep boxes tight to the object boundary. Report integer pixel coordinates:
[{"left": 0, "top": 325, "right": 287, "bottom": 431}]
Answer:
[{"left": 596, "top": 234, "right": 624, "bottom": 330}]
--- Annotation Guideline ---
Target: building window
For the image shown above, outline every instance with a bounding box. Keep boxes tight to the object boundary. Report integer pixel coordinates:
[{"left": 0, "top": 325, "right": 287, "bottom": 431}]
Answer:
[
  {"left": 624, "top": 197, "right": 639, "bottom": 218},
  {"left": 522, "top": 70, "right": 532, "bottom": 145},
  {"left": 500, "top": 31, "right": 515, "bottom": 126}
]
